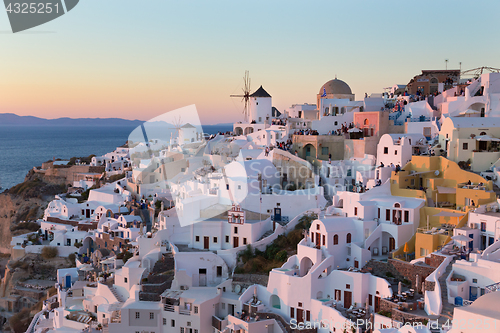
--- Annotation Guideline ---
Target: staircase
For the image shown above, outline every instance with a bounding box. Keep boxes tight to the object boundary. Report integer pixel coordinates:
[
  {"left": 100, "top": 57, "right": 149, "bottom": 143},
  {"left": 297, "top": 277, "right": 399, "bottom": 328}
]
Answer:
[
  {"left": 438, "top": 258, "right": 456, "bottom": 326},
  {"left": 258, "top": 230, "right": 274, "bottom": 241},
  {"left": 109, "top": 285, "right": 125, "bottom": 303},
  {"left": 139, "top": 253, "right": 175, "bottom": 301}
]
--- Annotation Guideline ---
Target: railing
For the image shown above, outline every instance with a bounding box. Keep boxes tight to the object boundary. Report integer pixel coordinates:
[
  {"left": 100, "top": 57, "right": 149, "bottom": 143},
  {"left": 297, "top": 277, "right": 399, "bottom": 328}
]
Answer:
[
  {"left": 485, "top": 281, "right": 500, "bottom": 294},
  {"left": 212, "top": 315, "right": 224, "bottom": 331},
  {"left": 463, "top": 300, "right": 474, "bottom": 306},
  {"left": 179, "top": 308, "right": 191, "bottom": 315},
  {"left": 164, "top": 304, "right": 175, "bottom": 312}
]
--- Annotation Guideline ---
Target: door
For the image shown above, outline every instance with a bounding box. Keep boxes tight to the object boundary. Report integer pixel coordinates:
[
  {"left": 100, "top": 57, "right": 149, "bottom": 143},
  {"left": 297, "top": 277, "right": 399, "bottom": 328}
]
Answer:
[
  {"left": 389, "top": 237, "right": 395, "bottom": 252},
  {"left": 86, "top": 209, "right": 91, "bottom": 218},
  {"left": 375, "top": 296, "right": 381, "bottom": 312},
  {"left": 469, "top": 234, "right": 474, "bottom": 251},
  {"left": 315, "top": 233, "right": 321, "bottom": 248},
  {"left": 228, "top": 304, "right": 234, "bottom": 316},
  {"left": 233, "top": 237, "right": 239, "bottom": 248},
  {"left": 199, "top": 268, "right": 207, "bottom": 287},
  {"left": 344, "top": 291, "right": 352, "bottom": 309},
  {"left": 204, "top": 236, "right": 209, "bottom": 250},
  {"left": 65, "top": 275, "right": 71, "bottom": 288},
  {"left": 296, "top": 309, "right": 304, "bottom": 323},
  {"left": 274, "top": 208, "right": 282, "bottom": 222},
  {"left": 470, "top": 286, "right": 478, "bottom": 301}
]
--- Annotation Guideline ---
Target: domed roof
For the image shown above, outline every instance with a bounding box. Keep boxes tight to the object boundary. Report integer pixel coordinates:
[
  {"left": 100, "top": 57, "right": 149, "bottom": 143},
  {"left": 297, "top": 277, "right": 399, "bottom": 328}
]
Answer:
[{"left": 319, "top": 78, "right": 352, "bottom": 95}]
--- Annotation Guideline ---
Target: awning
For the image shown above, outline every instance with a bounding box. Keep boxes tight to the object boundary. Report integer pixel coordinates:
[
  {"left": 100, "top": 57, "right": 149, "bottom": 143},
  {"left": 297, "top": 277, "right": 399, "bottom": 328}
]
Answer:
[
  {"left": 437, "top": 186, "right": 456, "bottom": 194},
  {"left": 348, "top": 127, "right": 362, "bottom": 133},
  {"left": 476, "top": 135, "right": 500, "bottom": 142}
]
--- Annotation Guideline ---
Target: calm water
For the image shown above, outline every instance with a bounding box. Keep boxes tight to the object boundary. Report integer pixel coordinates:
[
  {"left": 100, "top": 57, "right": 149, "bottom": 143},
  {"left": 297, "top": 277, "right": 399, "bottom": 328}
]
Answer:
[{"left": 0, "top": 124, "right": 232, "bottom": 190}]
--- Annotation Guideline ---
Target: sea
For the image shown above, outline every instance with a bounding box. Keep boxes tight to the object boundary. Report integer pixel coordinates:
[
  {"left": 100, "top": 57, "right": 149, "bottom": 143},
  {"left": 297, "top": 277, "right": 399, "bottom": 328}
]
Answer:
[{"left": 0, "top": 124, "right": 233, "bottom": 190}]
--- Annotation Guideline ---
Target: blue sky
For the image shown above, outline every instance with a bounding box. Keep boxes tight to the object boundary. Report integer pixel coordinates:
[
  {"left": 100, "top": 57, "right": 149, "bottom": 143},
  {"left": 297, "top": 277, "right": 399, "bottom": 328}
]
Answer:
[{"left": 1, "top": 0, "right": 499, "bottom": 124}]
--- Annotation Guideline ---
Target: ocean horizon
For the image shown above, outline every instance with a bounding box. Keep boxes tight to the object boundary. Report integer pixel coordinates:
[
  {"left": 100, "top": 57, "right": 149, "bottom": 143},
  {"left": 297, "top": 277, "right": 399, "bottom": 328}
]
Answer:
[{"left": 0, "top": 124, "right": 233, "bottom": 189}]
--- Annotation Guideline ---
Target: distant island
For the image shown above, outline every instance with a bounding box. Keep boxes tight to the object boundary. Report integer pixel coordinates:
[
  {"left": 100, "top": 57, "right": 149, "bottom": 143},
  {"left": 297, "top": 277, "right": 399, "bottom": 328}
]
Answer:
[
  {"left": 0, "top": 113, "right": 144, "bottom": 126},
  {"left": 0, "top": 113, "right": 234, "bottom": 129}
]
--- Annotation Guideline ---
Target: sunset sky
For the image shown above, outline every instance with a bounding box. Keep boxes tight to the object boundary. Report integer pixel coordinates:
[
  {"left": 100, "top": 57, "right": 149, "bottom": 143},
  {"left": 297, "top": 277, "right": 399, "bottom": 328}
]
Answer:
[{"left": 1, "top": 0, "right": 500, "bottom": 124}]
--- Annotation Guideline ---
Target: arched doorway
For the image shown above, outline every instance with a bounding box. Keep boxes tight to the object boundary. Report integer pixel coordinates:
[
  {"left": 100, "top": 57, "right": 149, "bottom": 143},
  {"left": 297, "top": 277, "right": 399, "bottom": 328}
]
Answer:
[
  {"left": 303, "top": 144, "right": 316, "bottom": 160},
  {"left": 244, "top": 127, "right": 254, "bottom": 135},
  {"left": 299, "top": 257, "right": 314, "bottom": 277},
  {"left": 270, "top": 295, "right": 281, "bottom": 309},
  {"left": 235, "top": 127, "right": 243, "bottom": 135}
]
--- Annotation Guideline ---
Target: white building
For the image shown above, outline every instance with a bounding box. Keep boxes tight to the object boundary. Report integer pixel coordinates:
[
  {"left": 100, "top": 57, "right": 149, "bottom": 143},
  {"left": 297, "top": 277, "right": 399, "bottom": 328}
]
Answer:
[{"left": 377, "top": 133, "right": 427, "bottom": 168}]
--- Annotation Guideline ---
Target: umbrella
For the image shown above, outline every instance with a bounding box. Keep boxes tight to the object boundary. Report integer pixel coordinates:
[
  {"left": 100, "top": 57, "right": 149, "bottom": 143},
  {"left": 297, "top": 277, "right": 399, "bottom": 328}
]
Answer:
[
  {"left": 348, "top": 127, "right": 362, "bottom": 133},
  {"left": 452, "top": 234, "right": 473, "bottom": 243},
  {"left": 403, "top": 242, "right": 409, "bottom": 261},
  {"left": 79, "top": 265, "right": 94, "bottom": 272}
]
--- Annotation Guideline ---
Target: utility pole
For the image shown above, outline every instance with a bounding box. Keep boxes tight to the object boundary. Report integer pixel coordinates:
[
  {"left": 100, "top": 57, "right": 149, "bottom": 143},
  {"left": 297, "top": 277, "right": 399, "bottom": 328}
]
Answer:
[{"left": 445, "top": 59, "right": 449, "bottom": 70}]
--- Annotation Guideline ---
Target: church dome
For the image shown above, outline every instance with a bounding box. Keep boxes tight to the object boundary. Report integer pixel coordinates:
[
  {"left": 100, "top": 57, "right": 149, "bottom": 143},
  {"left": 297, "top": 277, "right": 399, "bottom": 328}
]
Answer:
[{"left": 319, "top": 78, "right": 352, "bottom": 95}]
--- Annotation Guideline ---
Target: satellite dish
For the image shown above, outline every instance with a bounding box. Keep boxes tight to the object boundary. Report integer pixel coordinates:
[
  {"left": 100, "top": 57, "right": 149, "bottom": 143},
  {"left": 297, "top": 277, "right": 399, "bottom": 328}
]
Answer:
[{"left": 434, "top": 170, "right": 440, "bottom": 176}]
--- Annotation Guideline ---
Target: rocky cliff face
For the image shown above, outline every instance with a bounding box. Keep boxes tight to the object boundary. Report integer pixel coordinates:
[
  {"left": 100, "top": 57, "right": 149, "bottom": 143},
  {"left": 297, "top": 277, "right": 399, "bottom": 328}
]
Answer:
[{"left": 0, "top": 171, "right": 67, "bottom": 254}]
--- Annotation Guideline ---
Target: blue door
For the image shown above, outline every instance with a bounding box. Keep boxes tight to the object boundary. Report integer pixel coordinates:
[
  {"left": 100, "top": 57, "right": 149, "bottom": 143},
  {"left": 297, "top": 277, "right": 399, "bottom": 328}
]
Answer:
[
  {"left": 274, "top": 208, "right": 282, "bottom": 222},
  {"left": 470, "top": 286, "right": 478, "bottom": 301},
  {"left": 65, "top": 275, "right": 71, "bottom": 288},
  {"left": 489, "top": 237, "right": 495, "bottom": 246},
  {"left": 469, "top": 234, "right": 474, "bottom": 251}
]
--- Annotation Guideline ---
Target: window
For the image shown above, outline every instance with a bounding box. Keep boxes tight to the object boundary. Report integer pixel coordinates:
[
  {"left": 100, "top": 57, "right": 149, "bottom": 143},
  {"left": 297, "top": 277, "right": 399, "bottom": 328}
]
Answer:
[
  {"left": 384, "top": 147, "right": 388, "bottom": 154},
  {"left": 194, "top": 306, "right": 198, "bottom": 314},
  {"left": 369, "top": 295, "right": 373, "bottom": 306},
  {"left": 226, "top": 184, "right": 229, "bottom": 190},
  {"left": 394, "top": 150, "right": 398, "bottom": 155},
  {"left": 298, "top": 302, "right": 302, "bottom": 307},
  {"left": 135, "top": 312, "right": 140, "bottom": 319},
  {"left": 334, "top": 121, "right": 338, "bottom": 126},
  {"left": 217, "top": 266, "right": 222, "bottom": 277},
  {"left": 322, "top": 147, "right": 329, "bottom": 155},
  {"left": 346, "top": 233, "right": 351, "bottom": 243},
  {"left": 404, "top": 211, "right": 409, "bottom": 223},
  {"left": 354, "top": 207, "right": 358, "bottom": 216},
  {"left": 311, "top": 233, "right": 314, "bottom": 242},
  {"left": 346, "top": 284, "right": 350, "bottom": 289},
  {"left": 195, "top": 236, "right": 200, "bottom": 242},
  {"left": 234, "top": 227, "right": 238, "bottom": 234},
  {"left": 333, "top": 234, "right": 338, "bottom": 245},
  {"left": 95, "top": 306, "right": 98, "bottom": 313},
  {"left": 124, "top": 277, "right": 127, "bottom": 283},
  {"left": 238, "top": 185, "right": 241, "bottom": 190},
  {"left": 150, "top": 312, "right": 154, "bottom": 320},
  {"left": 225, "top": 235, "right": 229, "bottom": 243},
  {"left": 386, "top": 209, "right": 390, "bottom": 221},
  {"left": 364, "top": 119, "right": 369, "bottom": 125},
  {"left": 306, "top": 310, "right": 310, "bottom": 321},
  {"left": 322, "top": 235, "right": 325, "bottom": 245},
  {"left": 213, "top": 237, "right": 218, "bottom": 243},
  {"left": 378, "top": 208, "right": 380, "bottom": 219},
  {"left": 316, "top": 224, "right": 320, "bottom": 230},
  {"left": 473, "top": 278, "right": 478, "bottom": 283},
  {"left": 290, "top": 307, "right": 295, "bottom": 318},
  {"left": 481, "top": 222, "right": 486, "bottom": 232},
  {"left": 463, "top": 142, "right": 468, "bottom": 150},
  {"left": 163, "top": 318, "right": 166, "bottom": 325},
  {"left": 243, "top": 238, "right": 247, "bottom": 245},
  {"left": 180, "top": 328, "right": 185, "bottom": 333}
]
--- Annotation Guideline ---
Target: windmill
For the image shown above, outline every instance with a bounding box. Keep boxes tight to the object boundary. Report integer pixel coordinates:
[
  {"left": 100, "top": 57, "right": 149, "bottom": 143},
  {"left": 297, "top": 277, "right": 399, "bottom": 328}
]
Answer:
[
  {"left": 230, "top": 70, "right": 251, "bottom": 122},
  {"left": 168, "top": 116, "right": 184, "bottom": 143}
]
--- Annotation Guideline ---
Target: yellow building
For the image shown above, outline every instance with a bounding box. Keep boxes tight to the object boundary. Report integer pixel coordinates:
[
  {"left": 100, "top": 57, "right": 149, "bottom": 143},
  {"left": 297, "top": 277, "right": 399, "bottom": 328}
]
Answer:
[{"left": 389, "top": 156, "right": 496, "bottom": 258}]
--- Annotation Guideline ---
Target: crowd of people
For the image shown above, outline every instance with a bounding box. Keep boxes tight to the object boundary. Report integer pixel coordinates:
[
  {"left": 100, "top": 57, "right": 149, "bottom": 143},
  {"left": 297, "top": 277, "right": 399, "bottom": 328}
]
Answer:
[{"left": 294, "top": 129, "right": 319, "bottom": 135}]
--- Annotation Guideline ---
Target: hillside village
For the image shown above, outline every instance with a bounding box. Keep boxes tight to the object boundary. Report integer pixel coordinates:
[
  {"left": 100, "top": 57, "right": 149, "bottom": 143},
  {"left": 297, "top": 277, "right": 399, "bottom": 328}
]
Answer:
[{"left": 4, "top": 68, "right": 500, "bottom": 333}]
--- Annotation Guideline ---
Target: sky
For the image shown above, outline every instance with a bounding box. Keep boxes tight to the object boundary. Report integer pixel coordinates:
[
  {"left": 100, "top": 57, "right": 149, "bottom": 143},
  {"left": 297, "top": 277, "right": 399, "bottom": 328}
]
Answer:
[{"left": 1, "top": 0, "right": 500, "bottom": 124}]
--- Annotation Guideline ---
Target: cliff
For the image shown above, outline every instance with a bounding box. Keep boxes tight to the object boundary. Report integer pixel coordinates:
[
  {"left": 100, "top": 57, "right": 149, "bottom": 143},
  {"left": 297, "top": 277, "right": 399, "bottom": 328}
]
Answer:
[{"left": 0, "top": 171, "right": 68, "bottom": 254}]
